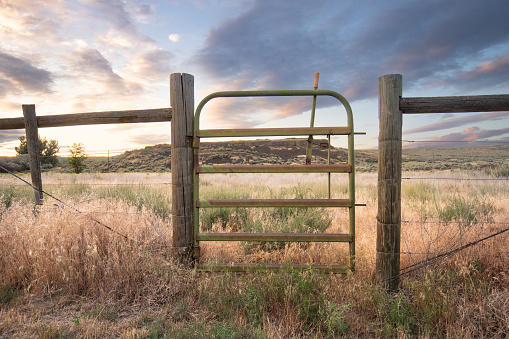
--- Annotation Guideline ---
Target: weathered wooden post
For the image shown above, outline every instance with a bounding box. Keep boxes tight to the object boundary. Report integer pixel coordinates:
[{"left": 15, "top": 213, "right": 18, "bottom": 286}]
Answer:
[
  {"left": 170, "top": 73, "right": 195, "bottom": 263},
  {"left": 377, "top": 74, "right": 402, "bottom": 290},
  {"left": 22, "top": 104, "right": 43, "bottom": 205}
]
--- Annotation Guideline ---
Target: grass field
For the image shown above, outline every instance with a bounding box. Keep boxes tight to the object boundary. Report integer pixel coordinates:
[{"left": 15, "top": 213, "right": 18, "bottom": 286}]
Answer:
[{"left": 0, "top": 170, "right": 508, "bottom": 338}]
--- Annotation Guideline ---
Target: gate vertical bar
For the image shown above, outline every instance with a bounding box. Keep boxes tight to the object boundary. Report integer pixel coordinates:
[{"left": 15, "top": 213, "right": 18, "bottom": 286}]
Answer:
[
  {"left": 170, "top": 73, "right": 195, "bottom": 263},
  {"left": 306, "top": 72, "right": 319, "bottom": 165},
  {"left": 22, "top": 104, "right": 43, "bottom": 205},
  {"left": 377, "top": 74, "right": 403, "bottom": 290},
  {"left": 347, "top": 102, "right": 355, "bottom": 270}
]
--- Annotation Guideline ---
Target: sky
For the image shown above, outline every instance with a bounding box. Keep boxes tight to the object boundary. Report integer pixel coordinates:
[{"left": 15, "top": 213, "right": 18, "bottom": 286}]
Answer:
[{"left": 1, "top": 0, "right": 509, "bottom": 156}]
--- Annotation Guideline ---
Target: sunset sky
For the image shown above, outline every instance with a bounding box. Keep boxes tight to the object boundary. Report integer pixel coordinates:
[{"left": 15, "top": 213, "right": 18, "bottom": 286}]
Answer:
[{"left": 1, "top": 0, "right": 508, "bottom": 156}]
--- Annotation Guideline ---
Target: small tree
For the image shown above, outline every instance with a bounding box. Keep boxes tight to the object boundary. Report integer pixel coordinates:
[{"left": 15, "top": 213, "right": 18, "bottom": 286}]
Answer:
[
  {"left": 15, "top": 135, "right": 60, "bottom": 166},
  {"left": 68, "top": 142, "right": 88, "bottom": 174}
]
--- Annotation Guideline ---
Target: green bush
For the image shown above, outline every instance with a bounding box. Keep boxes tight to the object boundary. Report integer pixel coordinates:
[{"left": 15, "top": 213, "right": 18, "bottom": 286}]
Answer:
[
  {"left": 199, "top": 186, "right": 250, "bottom": 231},
  {"left": 437, "top": 196, "right": 495, "bottom": 226},
  {"left": 0, "top": 185, "right": 33, "bottom": 207},
  {"left": 491, "top": 164, "right": 509, "bottom": 177}
]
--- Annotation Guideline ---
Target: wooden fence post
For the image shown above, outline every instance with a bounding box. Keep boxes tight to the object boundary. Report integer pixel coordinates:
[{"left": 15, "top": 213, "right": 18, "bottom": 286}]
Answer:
[
  {"left": 22, "top": 104, "right": 43, "bottom": 205},
  {"left": 170, "top": 73, "right": 195, "bottom": 263},
  {"left": 377, "top": 74, "right": 403, "bottom": 290}
]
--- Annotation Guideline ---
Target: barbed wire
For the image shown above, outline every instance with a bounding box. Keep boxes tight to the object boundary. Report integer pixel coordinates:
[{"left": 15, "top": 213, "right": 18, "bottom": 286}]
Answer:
[
  {"left": 376, "top": 147, "right": 509, "bottom": 283},
  {"left": 2, "top": 158, "right": 507, "bottom": 273},
  {"left": 402, "top": 177, "right": 509, "bottom": 181},
  {"left": 402, "top": 220, "right": 509, "bottom": 225},
  {"left": 383, "top": 221, "right": 509, "bottom": 284},
  {"left": 1, "top": 183, "right": 170, "bottom": 186},
  {"left": 0, "top": 164, "right": 185, "bottom": 251},
  {"left": 400, "top": 252, "right": 509, "bottom": 258},
  {"left": 0, "top": 183, "right": 171, "bottom": 186},
  {"left": 68, "top": 211, "right": 172, "bottom": 216},
  {"left": 403, "top": 139, "right": 509, "bottom": 144},
  {"left": 379, "top": 177, "right": 509, "bottom": 182}
]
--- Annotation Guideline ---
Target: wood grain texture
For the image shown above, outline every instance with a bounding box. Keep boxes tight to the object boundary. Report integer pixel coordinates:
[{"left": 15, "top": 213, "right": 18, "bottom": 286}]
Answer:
[
  {"left": 22, "top": 105, "right": 43, "bottom": 205},
  {"left": 0, "top": 108, "right": 171, "bottom": 130},
  {"left": 400, "top": 95, "right": 509, "bottom": 113},
  {"left": 170, "top": 73, "right": 195, "bottom": 259},
  {"left": 377, "top": 74, "right": 402, "bottom": 290}
]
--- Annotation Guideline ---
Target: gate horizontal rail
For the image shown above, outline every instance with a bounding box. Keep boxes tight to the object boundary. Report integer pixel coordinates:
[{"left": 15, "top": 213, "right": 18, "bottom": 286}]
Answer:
[
  {"left": 197, "top": 199, "right": 353, "bottom": 208},
  {"left": 199, "top": 263, "right": 351, "bottom": 273},
  {"left": 196, "top": 126, "right": 351, "bottom": 137},
  {"left": 197, "top": 232, "right": 352, "bottom": 242},
  {"left": 197, "top": 164, "right": 352, "bottom": 173}
]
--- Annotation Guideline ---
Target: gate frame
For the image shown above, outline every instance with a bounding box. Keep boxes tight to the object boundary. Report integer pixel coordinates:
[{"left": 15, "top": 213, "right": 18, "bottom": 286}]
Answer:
[{"left": 191, "top": 89, "right": 356, "bottom": 273}]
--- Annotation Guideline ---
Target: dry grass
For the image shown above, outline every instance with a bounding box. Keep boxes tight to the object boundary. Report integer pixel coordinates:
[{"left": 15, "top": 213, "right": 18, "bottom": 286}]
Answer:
[{"left": 0, "top": 171, "right": 508, "bottom": 338}]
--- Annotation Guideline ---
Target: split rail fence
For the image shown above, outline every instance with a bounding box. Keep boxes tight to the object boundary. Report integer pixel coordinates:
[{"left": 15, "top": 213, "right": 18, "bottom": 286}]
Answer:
[
  {"left": 2, "top": 72, "right": 508, "bottom": 290},
  {"left": 377, "top": 74, "right": 509, "bottom": 290}
]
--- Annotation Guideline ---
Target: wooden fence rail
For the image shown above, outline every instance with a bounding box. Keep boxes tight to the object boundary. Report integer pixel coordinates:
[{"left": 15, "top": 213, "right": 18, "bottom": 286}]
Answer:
[
  {"left": 0, "top": 85, "right": 176, "bottom": 208},
  {"left": 377, "top": 74, "right": 509, "bottom": 290},
  {"left": 0, "top": 108, "right": 171, "bottom": 130},
  {"left": 400, "top": 94, "right": 509, "bottom": 113}
]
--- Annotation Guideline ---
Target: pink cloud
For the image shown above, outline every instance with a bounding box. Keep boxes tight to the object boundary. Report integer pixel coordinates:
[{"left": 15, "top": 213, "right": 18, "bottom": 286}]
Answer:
[
  {"left": 403, "top": 127, "right": 509, "bottom": 148},
  {"left": 404, "top": 111, "right": 509, "bottom": 134},
  {"left": 461, "top": 54, "right": 509, "bottom": 80},
  {"left": 463, "top": 127, "right": 479, "bottom": 133}
]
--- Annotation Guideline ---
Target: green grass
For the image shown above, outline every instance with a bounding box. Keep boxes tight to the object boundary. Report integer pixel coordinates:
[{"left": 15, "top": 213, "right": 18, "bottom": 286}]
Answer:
[
  {"left": 206, "top": 265, "right": 332, "bottom": 333},
  {"left": 199, "top": 184, "right": 250, "bottom": 231},
  {"left": 199, "top": 184, "right": 333, "bottom": 252},
  {"left": 0, "top": 171, "right": 507, "bottom": 338},
  {"left": 0, "top": 284, "right": 19, "bottom": 304},
  {"left": 96, "top": 184, "right": 171, "bottom": 217},
  {"left": 0, "top": 185, "right": 33, "bottom": 207}
]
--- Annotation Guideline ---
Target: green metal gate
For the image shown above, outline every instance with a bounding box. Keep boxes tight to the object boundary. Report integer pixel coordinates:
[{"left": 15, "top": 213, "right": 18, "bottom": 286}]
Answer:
[{"left": 192, "top": 89, "right": 356, "bottom": 273}]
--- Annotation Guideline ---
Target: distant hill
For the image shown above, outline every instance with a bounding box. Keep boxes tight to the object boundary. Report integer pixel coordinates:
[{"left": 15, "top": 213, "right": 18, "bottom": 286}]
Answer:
[
  {"left": 1, "top": 139, "right": 508, "bottom": 173},
  {"left": 83, "top": 139, "right": 508, "bottom": 173}
]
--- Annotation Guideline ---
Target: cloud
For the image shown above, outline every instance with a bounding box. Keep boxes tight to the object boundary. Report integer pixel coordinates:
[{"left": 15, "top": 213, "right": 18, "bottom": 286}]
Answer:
[
  {"left": 403, "top": 127, "right": 509, "bottom": 148},
  {"left": 128, "top": 49, "right": 175, "bottom": 80},
  {"left": 129, "top": 133, "right": 170, "bottom": 145},
  {"left": 199, "top": 95, "right": 313, "bottom": 128},
  {"left": 78, "top": 0, "right": 152, "bottom": 42},
  {"left": 0, "top": 78, "right": 18, "bottom": 99},
  {"left": 463, "top": 127, "right": 479, "bottom": 133},
  {"left": 0, "top": 131, "right": 23, "bottom": 144},
  {"left": 192, "top": 0, "right": 509, "bottom": 127},
  {"left": 124, "top": 1, "right": 155, "bottom": 24},
  {"left": 0, "top": 51, "right": 53, "bottom": 96},
  {"left": 403, "top": 112, "right": 509, "bottom": 134},
  {"left": 88, "top": 3, "right": 174, "bottom": 83},
  {"left": 0, "top": 0, "right": 72, "bottom": 45},
  {"left": 69, "top": 48, "right": 142, "bottom": 94},
  {"left": 97, "top": 30, "right": 135, "bottom": 49},
  {"left": 453, "top": 54, "right": 509, "bottom": 90},
  {"left": 168, "top": 34, "right": 180, "bottom": 42}
]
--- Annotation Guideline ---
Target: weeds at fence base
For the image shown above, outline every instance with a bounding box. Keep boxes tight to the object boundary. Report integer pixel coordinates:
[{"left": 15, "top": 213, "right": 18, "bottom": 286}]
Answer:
[{"left": 0, "top": 172, "right": 507, "bottom": 337}]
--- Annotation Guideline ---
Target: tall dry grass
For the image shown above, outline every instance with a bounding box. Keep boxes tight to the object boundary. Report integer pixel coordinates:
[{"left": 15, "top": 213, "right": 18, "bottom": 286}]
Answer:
[{"left": 0, "top": 171, "right": 507, "bottom": 337}]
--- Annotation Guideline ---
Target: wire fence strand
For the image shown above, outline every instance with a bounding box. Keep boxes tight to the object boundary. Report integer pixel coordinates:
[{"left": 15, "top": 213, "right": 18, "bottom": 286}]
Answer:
[{"left": 0, "top": 165, "right": 185, "bottom": 251}]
